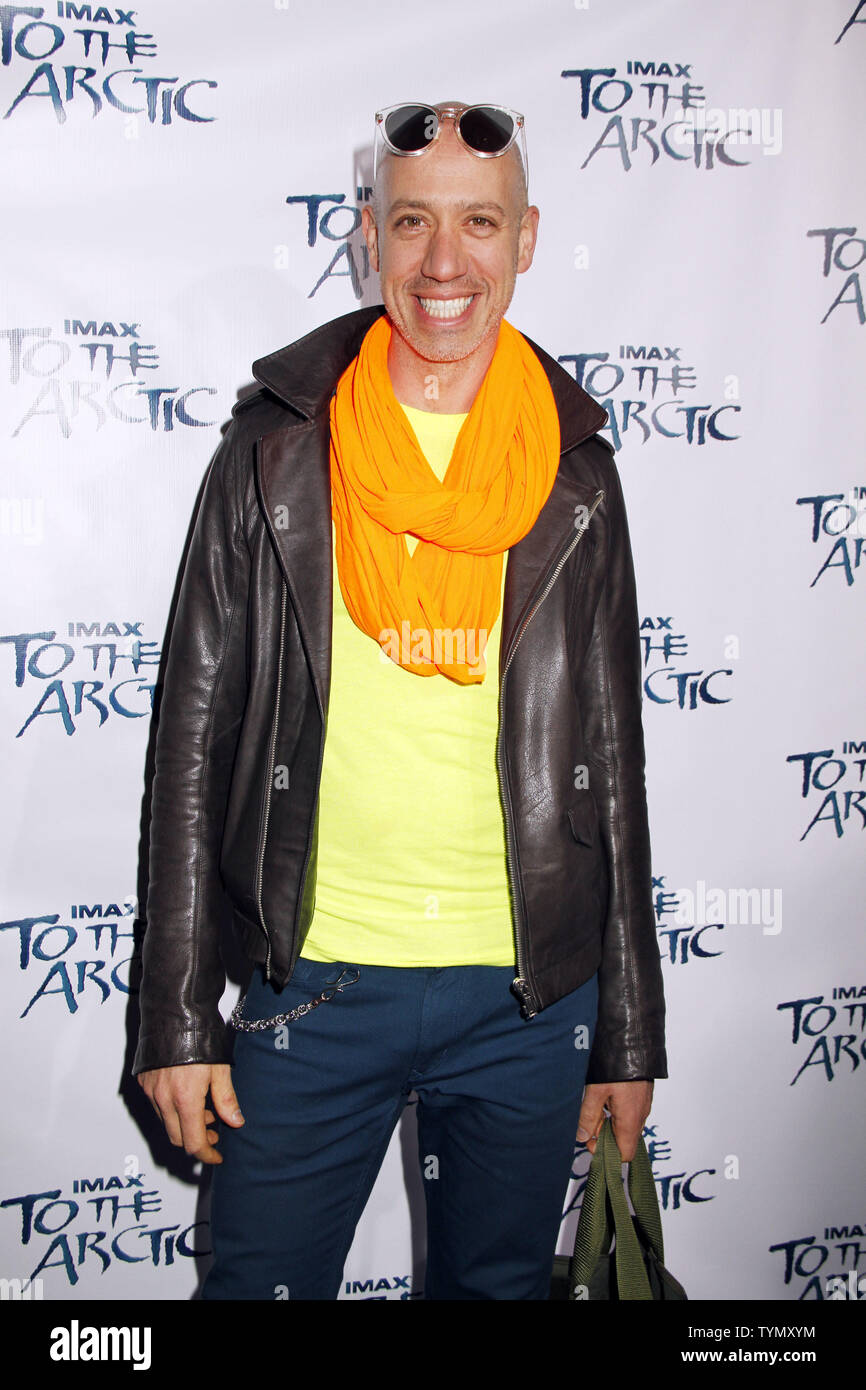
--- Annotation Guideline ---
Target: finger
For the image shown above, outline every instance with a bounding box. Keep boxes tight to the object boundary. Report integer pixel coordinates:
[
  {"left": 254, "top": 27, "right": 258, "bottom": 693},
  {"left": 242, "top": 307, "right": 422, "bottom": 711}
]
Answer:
[
  {"left": 576, "top": 1092, "right": 604, "bottom": 1125},
  {"left": 147, "top": 1093, "right": 165, "bottom": 1126},
  {"left": 175, "top": 1096, "right": 215, "bottom": 1160},
  {"left": 193, "top": 1143, "right": 222, "bottom": 1166},
  {"left": 210, "top": 1069, "right": 245, "bottom": 1127},
  {"left": 179, "top": 1118, "right": 222, "bottom": 1163},
  {"left": 609, "top": 1116, "right": 639, "bottom": 1162},
  {"left": 139, "top": 1077, "right": 164, "bottom": 1125},
  {"left": 155, "top": 1095, "right": 186, "bottom": 1150},
  {"left": 576, "top": 1101, "right": 605, "bottom": 1147},
  {"left": 179, "top": 1113, "right": 223, "bottom": 1165},
  {"left": 576, "top": 1116, "right": 603, "bottom": 1140}
]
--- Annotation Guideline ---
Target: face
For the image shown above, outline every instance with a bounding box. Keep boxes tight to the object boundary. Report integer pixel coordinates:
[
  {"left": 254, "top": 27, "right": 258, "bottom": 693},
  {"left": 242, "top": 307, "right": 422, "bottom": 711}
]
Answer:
[{"left": 361, "top": 116, "right": 539, "bottom": 367}]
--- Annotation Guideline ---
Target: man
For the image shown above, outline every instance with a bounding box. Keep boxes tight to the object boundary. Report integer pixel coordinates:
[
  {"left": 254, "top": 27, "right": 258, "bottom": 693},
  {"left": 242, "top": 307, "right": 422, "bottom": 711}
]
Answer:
[{"left": 133, "top": 100, "right": 667, "bottom": 1300}]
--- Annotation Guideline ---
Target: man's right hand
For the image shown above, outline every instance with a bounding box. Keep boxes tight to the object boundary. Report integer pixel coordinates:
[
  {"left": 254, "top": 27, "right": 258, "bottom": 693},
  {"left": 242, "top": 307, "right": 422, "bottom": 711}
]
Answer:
[{"left": 137, "top": 1063, "right": 244, "bottom": 1164}]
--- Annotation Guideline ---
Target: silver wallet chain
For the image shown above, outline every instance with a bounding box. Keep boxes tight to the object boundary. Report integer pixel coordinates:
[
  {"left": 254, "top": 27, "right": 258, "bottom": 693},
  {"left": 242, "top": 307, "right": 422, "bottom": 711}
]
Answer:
[{"left": 229, "top": 965, "right": 361, "bottom": 1032}]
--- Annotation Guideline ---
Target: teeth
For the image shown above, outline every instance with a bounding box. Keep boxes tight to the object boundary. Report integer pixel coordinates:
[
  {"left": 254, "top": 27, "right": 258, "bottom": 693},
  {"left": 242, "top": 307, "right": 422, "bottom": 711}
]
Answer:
[{"left": 418, "top": 295, "right": 474, "bottom": 319}]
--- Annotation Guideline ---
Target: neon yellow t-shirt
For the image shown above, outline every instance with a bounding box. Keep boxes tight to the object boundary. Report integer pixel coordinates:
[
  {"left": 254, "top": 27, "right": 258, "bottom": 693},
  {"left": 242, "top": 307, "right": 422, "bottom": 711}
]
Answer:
[{"left": 299, "top": 399, "right": 514, "bottom": 967}]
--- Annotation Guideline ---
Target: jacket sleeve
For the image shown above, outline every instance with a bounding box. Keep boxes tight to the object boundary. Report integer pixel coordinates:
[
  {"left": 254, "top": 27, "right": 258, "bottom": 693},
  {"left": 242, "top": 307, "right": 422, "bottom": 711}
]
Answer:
[
  {"left": 578, "top": 445, "right": 668, "bottom": 1083},
  {"left": 132, "top": 420, "right": 250, "bottom": 1075}
]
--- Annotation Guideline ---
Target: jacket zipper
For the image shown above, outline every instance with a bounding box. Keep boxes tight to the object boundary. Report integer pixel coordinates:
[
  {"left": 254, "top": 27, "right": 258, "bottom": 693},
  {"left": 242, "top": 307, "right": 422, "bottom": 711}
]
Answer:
[
  {"left": 256, "top": 580, "right": 287, "bottom": 981},
  {"left": 497, "top": 488, "right": 604, "bottom": 1018}
]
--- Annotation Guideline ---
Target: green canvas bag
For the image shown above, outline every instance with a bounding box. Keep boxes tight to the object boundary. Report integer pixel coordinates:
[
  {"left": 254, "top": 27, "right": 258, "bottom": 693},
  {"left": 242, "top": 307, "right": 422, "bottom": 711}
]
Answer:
[{"left": 550, "top": 1116, "right": 688, "bottom": 1300}]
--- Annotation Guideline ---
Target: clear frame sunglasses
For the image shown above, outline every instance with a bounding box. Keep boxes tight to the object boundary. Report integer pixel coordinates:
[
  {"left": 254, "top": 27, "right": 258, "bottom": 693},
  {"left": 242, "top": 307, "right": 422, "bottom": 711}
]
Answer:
[{"left": 373, "top": 102, "right": 528, "bottom": 188}]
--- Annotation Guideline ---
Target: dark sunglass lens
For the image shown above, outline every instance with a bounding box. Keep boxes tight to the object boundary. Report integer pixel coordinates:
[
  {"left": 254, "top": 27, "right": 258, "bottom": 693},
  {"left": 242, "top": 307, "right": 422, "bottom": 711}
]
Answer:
[
  {"left": 459, "top": 106, "right": 514, "bottom": 153},
  {"left": 384, "top": 105, "right": 437, "bottom": 152}
]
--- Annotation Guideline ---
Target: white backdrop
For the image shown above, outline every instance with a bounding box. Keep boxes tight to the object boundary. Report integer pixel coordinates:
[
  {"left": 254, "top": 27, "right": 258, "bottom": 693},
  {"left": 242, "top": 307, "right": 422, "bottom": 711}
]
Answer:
[{"left": 1, "top": 0, "right": 864, "bottom": 1302}]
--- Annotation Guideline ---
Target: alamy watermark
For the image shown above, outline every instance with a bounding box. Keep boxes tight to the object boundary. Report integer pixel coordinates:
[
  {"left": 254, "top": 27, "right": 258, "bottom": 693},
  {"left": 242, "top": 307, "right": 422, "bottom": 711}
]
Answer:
[
  {"left": 673, "top": 107, "right": 783, "bottom": 157},
  {"left": 378, "top": 623, "right": 488, "bottom": 668},
  {"left": 673, "top": 879, "right": 782, "bottom": 935}
]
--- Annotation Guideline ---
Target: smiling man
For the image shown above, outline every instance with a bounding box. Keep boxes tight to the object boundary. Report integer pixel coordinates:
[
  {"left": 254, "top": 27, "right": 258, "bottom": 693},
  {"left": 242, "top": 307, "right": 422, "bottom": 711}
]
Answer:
[{"left": 133, "top": 100, "right": 667, "bottom": 1301}]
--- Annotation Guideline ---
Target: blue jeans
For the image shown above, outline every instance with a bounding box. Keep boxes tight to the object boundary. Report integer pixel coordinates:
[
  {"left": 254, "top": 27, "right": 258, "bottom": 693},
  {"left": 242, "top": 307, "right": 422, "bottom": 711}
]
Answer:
[{"left": 201, "top": 955, "right": 598, "bottom": 1300}]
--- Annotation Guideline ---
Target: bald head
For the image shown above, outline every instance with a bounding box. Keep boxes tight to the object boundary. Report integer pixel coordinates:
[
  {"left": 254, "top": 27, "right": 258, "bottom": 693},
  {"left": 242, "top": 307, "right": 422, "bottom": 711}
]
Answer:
[{"left": 372, "top": 101, "right": 528, "bottom": 222}]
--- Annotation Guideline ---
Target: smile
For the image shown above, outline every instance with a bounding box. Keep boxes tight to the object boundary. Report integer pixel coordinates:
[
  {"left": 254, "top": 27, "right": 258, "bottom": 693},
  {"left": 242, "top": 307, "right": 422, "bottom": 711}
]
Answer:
[{"left": 416, "top": 295, "right": 476, "bottom": 320}]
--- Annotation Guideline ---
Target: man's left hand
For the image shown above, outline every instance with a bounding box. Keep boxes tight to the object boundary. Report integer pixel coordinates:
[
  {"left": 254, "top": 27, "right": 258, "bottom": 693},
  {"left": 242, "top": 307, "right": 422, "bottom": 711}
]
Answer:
[{"left": 576, "top": 1080, "right": 654, "bottom": 1161}]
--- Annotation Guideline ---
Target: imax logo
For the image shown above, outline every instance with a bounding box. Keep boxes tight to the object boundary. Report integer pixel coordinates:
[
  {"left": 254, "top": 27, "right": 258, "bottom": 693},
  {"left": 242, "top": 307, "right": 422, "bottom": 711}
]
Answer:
[
  {"left": 619, "top": 345, "right": 681, "bottom": 360},
  {"left": 66, "top": 622, "right": 143, "bottom": 637},
  {"left": 343, "top": 1275, "right": 412, "bottom": 1295},
  {"left": 625, "top": 61, "right": 692, "bottom": 77},
  {"left": 64, "top": 320, "right": 140, "bottom": 337},
  {"left": 56, "top": 7, "right": 137, "bottom": 25},
  {"left": 70, "top": 900, "right": 136, "bottom": 919}
]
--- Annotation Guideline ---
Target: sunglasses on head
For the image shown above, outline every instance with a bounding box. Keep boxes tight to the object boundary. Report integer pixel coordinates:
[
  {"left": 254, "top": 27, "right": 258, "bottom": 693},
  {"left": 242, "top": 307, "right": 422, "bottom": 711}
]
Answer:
[{"left": 373, "top": 103, "right": 527, "bottom": 186}]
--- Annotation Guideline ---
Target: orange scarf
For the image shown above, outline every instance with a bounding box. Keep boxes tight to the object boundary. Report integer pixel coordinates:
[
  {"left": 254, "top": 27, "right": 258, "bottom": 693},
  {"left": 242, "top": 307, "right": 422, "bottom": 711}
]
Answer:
[{"left": 328, "top": 313, "right": 561, "bottom": 684}]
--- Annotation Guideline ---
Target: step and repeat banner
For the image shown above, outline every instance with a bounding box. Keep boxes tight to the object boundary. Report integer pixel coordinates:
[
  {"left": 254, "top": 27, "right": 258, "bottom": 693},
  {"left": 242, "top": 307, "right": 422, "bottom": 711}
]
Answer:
[{"left": 1, "top": 0, "right": 864, "bottom": 1303}]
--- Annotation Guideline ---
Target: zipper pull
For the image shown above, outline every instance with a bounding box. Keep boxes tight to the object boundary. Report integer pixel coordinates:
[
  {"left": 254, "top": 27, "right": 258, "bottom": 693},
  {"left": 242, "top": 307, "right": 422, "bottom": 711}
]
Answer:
[{"left": 512, "top": 976, "right": 538, "bottom": 1019}]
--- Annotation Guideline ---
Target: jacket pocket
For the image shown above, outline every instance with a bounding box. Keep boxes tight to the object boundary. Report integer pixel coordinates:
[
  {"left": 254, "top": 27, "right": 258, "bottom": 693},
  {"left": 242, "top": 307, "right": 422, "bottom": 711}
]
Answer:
[{"left": 567, "top": 795, "right": 597, "bottom": 848}]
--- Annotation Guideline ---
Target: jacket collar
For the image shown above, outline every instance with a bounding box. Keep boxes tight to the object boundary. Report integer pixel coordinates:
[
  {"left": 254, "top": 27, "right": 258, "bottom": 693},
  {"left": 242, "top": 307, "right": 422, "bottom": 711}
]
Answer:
[{"left": 251, "top": 304, "right": 608, "bottom": 453}]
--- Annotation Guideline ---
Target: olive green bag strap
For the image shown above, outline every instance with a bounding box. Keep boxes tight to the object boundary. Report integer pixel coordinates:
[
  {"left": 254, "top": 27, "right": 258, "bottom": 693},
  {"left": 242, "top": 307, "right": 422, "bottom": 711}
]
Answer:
[
  {"left": 625, "top": 1120, "right": 665, "bottom": 1259},
  {"left": 568, "top": 1116, "right": 658, "bottom": 1299}
]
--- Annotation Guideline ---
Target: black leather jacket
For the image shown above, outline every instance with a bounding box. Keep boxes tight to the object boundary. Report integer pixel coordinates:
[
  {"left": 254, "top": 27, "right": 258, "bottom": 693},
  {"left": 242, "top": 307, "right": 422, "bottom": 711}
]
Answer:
[{"left": 131, "top": 305, "right": 667, "bottom": 1084}]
